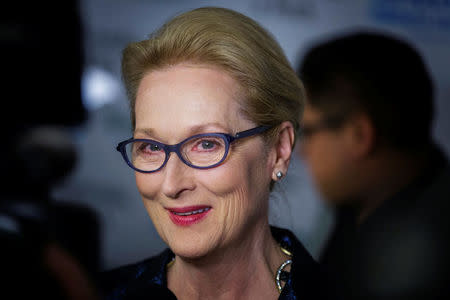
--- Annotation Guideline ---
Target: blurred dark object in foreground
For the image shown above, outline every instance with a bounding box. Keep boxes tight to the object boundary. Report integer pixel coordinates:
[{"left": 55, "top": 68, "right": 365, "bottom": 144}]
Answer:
[
  {"left": 1, "top": 1, "right": 100, "bottom": 299},
  {"left": 0, "top": 199, "right": 100, "bottom": 299},
  {"left": 1, "top": 0, "right": 87, "bottom": 130}
]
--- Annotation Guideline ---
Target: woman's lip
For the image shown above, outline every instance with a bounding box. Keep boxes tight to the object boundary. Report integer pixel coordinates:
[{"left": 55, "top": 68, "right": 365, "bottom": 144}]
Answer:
[
  {"left": 167, "top": 206, "right": 212, "bottom": 226},
  {"left": 167, "top": 205, "right": 211, "bottom": 213}
]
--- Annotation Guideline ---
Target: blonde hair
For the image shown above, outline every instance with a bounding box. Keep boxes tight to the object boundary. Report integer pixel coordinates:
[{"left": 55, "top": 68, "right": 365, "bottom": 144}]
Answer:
[{"left": 122, "top": 7, "right": 305, "bottom": 144}]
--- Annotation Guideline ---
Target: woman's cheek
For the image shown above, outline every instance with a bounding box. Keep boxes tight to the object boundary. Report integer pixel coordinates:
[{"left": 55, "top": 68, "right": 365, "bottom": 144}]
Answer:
[
  {"left": 199, "top": 160, "right": 256, "bottom": 214},
  {"left": 135, "top": 172, "right": 160, "bottom": 199}
]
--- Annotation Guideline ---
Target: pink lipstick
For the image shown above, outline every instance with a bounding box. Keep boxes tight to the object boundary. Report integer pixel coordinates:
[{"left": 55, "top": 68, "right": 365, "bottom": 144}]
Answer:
[{"left": 167, "top": 205, "right": 211, "bottom": 226}]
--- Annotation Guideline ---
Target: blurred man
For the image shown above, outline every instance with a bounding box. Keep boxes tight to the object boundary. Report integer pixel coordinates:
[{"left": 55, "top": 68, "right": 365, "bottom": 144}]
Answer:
[{"left": 297, "top": 31, "right": 450, "bottom": 299}]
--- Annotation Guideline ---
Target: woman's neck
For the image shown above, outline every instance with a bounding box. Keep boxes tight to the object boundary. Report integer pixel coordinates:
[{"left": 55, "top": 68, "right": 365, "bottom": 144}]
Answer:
[{"left": 167, "top": 224, "right": 288, "bottom": 300}]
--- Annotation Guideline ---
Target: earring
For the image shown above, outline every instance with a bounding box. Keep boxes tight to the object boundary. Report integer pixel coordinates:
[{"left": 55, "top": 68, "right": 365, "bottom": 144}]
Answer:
[{"left": 276, "top": 171, "right": 283, "bottom": 180}]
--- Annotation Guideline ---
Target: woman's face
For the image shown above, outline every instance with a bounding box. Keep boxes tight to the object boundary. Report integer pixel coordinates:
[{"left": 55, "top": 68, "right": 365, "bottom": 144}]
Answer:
[{"left": 134, "top": 64, "right": 276, "bottom": 259}]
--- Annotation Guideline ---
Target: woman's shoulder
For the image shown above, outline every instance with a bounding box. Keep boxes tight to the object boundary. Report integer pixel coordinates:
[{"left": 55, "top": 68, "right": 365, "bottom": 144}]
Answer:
[{"left": 100, "top": 249, "right": 177, "bottom": 300}]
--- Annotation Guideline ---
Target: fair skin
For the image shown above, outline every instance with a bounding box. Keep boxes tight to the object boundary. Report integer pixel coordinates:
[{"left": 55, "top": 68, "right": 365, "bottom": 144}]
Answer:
[
  {"left": 299, "top": 103, "right": 431, "bottom": 224},
  {"left": 134, "top": 63, "right": 294, "bottom": 299}
]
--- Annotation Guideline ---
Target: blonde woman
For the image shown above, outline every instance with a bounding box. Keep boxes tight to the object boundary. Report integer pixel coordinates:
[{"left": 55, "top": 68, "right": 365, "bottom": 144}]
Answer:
[{"left": 102, "top": 7, "right": 337, "bottom": 300}]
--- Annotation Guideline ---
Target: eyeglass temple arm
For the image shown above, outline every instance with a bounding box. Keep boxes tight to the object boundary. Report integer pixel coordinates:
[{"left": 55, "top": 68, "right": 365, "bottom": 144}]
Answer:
[
  {"left": 234, "top": 125, "right": 272, "bottom": 140},
  {"left": 116, "top": 138, "right": 133, "bottom": 152}
]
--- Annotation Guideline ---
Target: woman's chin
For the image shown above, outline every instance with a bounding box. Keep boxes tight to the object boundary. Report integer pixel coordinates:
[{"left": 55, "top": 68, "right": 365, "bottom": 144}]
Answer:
[{"left": 170, "top": 243, "right": 212, "bottom": 260}]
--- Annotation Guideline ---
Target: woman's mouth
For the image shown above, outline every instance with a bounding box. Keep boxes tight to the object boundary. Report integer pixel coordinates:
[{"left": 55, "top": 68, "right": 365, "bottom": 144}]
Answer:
[{"left": 167, "top": 206, "right": 211, "bottom": 226}]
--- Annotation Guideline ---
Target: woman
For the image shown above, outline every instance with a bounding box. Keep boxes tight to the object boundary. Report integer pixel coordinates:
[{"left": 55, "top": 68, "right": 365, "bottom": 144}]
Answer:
[{"left": 103, "top": 7, "right": 336, "bottom": 300}]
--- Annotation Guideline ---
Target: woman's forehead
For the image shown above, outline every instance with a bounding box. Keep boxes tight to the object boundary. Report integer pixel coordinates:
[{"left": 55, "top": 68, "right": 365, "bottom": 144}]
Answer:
[{"left": 134, "top": 65, "right": 252, "bottom": 140}]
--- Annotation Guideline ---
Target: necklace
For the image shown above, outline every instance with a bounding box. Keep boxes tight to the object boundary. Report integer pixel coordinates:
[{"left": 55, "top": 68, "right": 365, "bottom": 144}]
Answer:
[
  {"left": 275, "top": 246, "right": 293, "bottom": 294},
  {"left": 166, "top": 245, "right": 293, "bottom": 294}
]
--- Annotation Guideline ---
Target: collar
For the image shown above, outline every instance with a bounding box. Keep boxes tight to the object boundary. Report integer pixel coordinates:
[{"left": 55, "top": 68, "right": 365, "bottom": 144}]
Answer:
[{"left": 104, "top": 226, "right": 329, "bottom": 299}]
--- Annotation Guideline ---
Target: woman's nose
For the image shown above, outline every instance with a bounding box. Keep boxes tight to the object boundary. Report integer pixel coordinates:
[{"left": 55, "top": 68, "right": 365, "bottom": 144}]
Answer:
[{"left": 160, "top": 153, "right": 195, "bottom": 199}]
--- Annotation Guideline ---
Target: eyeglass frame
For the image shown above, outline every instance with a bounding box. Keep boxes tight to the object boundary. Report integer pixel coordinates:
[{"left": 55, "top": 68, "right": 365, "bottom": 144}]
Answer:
[{"left": 116, "top": 125, "right": 272, "bottom": 173}]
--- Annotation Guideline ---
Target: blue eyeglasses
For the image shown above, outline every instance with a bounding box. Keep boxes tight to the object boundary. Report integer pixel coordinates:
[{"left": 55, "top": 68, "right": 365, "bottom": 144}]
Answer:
[{"left": 116, "top": 125, "right": 272, "bottom": 173}]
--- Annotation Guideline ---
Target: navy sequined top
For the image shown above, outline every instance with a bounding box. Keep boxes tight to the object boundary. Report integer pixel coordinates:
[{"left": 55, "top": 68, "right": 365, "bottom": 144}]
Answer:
[{"left": 100, "top": 226, "right": 338, "bottom": 299}]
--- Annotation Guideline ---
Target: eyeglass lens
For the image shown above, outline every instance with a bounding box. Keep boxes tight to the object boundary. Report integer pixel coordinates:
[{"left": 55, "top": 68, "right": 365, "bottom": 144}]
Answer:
[{"left": 125, "top": 135, "right": 227, "bottom": 172}]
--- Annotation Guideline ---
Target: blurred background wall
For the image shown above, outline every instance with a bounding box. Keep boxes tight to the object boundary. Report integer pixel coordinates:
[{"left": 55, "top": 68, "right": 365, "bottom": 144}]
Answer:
[{"left": 51, "top": 0, "right": 450, "bottom": 270}]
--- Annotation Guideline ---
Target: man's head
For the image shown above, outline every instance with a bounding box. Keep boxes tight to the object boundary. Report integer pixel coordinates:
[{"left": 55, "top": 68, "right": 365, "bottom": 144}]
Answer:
[{"left": 297, "top": 31, "right": 434, "bottom": 205}]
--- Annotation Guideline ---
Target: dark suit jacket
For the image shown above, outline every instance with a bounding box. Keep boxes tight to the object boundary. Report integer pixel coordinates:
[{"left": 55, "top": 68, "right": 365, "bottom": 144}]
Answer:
[{"left": 320, "top": 146, "right": 450, "bottom": 299}]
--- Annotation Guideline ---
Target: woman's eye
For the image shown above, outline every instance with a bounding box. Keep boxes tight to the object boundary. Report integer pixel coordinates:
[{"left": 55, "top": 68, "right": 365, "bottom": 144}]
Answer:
[
  {"left": 138, "top": 142, "right": 161, "bottom": 153},
  {"left": 200, "top": 140, "right": 215, "bottom": 150},
  {"left": 191, "top": 138, "right": 221, "bottom": 152},
  {"left": 149, "top": 144, "right": 161, "bottom": 151}
]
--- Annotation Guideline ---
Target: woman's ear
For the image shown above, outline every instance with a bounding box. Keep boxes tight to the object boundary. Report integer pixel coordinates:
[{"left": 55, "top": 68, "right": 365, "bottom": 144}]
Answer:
[{"left": 271, "top": 121, "right": 295, "bottom": 181}]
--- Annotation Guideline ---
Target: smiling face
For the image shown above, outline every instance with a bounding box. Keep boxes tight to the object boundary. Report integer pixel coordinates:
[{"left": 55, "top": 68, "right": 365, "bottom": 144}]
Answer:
[{"left": 134, "top": 64, "right": 276, "bottom": 259}]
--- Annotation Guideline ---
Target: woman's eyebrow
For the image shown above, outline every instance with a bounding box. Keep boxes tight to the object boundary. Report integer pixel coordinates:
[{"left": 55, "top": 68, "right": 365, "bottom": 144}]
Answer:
[
  {"left": 187, "top": 123, "right": 231, "bottom": 135},
  {"left": 134, "top": 127, "right": 155, "bottom": 138},
  {"left": 134, "top": 123, "right": 233, "bottom": 140}
]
